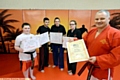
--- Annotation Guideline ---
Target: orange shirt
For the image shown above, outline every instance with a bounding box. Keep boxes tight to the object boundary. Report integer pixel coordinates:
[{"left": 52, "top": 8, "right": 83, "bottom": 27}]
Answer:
[{"left": 84, "top": 25, "right": 120, "bottom": 79}]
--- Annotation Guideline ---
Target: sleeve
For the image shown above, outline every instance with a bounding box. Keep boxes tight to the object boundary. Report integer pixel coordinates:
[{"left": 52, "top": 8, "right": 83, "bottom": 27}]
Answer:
[
  {"left": 86, "top": 28, "right": 88, "bottom": 33},
  {"left": 37, "top": 27, "right": 41, "bottom": 34},
  {"left": 76, "top": 30, "right": 82, "bottom": 39},
  {"left": 62, "top": 26, "right": 66, "bottom": 35},
  {"left": 48, "top": 27, "right": 51, "bottom": 33},
  {"left": 67, "top": 30, "right": 70, "bottom": 37},
  {"left": 83, "top": 28, "right": 95, "bottom": 47},
  {"left": 50, "top": 25, "right": 53, "bottom": 32},
  {"left": 14, "top": 36, "right": 21, "bottom": 47},
  {"left": 96, "top": 32, "right": 120, "bottom": 70},
  {"left": 83, "top": 34, "right": 88, "bottom": 47}
]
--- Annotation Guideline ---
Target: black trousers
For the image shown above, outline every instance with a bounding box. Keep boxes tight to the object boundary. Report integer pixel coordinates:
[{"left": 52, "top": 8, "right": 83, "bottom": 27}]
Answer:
[
  {"left": 38, "top": 43, "right": 49, "bottom": 71},
  {"left": 67, "top": 53, "right": 77, "bottom": 74}
]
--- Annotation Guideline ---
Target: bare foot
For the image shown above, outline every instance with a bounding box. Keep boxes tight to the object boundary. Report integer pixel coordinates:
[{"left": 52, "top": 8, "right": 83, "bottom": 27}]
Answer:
[
  {"left": 52, "top": 65, "right": 56, "bottom": 68},
  {"left": 41, "top": 70, "right": 44, "bottom": 73}
]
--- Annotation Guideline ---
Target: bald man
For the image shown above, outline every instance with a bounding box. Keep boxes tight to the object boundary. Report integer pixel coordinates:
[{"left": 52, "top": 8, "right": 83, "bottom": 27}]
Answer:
[{"left": 79, "top": 10, "right": 120, "bottom": 80}]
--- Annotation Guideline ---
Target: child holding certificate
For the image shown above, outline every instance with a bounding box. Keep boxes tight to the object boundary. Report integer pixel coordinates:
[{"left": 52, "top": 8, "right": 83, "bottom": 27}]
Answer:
[
  {"left": 67, "top": 20, "right": 82, "bottom": 75},
  {"left": 51, "top": 17, "right": 66, "bottom": 71},
  {"left": 14, "top": 23, "right": 37, "bottom": 80},
  {"left": 37, "top": 17, "right": 51, "bottom": 72}
]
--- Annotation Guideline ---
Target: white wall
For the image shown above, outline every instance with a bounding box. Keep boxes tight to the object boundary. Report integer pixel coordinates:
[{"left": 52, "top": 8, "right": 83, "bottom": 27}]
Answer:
[{"left": 0, "top": 0, "right": 120, "bottom": 9}]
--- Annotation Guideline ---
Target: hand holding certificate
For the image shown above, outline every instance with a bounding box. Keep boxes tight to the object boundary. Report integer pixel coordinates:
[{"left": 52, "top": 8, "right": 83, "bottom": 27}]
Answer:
[
  {"left": 62, "top": 36, "right": 75, "bottom": 48},
  {"left": 67, "top": 39, "right": 89, "bottom": 63}
]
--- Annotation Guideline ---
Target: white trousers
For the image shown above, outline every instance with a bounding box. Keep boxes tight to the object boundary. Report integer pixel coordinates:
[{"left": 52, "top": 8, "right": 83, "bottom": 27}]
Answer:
[
  {"left": 90, "top": 68, "right": 112, "bottom": 80},
  {"left": 90, "top": 75, "right": 112, "bottom": 80}
]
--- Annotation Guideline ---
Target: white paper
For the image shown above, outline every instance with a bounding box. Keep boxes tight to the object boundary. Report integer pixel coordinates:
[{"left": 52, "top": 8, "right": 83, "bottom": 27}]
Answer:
[
  {"left": 62, "top": 37, "right": 75, "bottom": 48},
  {"left": 23, "top": 35, "right": 41, "bottom": 52},
  {"left": 39, "top": 32, "right": 50, "bottom": 45},
  {"left": 50, "top": 32, "right": 63, "bottom": 44}
]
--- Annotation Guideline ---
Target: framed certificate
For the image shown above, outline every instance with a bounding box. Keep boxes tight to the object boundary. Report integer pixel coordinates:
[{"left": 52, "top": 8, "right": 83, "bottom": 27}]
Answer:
[
  {"left": 23, "top": 35, "right": 41, "bottom": 52},
  {"left": 67, "top": 39, "right": 89, "bottom": 63},
  {"left": 50, "top": 32, "right": 63, "bottom": 44}
]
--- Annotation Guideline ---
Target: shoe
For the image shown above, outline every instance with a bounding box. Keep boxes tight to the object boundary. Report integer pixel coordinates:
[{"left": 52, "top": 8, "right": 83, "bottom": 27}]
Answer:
[
  {"left": 68, "top": 70, "right": 71, "bottom": 73},
  {"left": 52, "top": 65, "right": 56, "bottom": 68},
  {"left": 41, "top": 70, "right": 44, "bottom": 73},
  {"left": 60, "top": 68, "right": 64, "bottom": 71},
  {"left": 68, "top": 70, "right": 73, "bottom": 75},
  {"left": 68, "top": 72, "right": 73, "bottom": 75},
  {"left": 48, "top": 65, "right": 51, "bottom": 67}
]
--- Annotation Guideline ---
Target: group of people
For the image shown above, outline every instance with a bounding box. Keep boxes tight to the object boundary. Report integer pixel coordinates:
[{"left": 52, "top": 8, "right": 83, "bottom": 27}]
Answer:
[
  {"left": 37, "top": 17, "right": 84, "bottom": 75},
  {"left": 14, "top": 10, "right": 120, "bottom": 80}
]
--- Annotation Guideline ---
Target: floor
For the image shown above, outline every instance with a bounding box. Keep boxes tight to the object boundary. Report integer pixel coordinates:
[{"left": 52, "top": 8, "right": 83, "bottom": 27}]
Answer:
[{"left": 0, "top": 53, "right": 120, "bottom": 80}]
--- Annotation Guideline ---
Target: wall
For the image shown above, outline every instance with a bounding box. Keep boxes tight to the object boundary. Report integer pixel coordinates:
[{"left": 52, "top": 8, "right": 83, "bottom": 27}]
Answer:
[{"left": 0, "top": 0, "right": 120, "bottom": 9}]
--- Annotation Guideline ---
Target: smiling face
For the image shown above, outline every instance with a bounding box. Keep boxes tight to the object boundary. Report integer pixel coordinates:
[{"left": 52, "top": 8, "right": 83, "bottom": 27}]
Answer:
[
  {"left": 70, "top": 21, "right": 76, "bottom": 30},
  {"left": 44, "top": 20, "right": 49, "bottom": 27},
  {"left": 95, "top": 12, "right": 110, "bottom": 29},
  {"left": 22, "top": 25, "right": 30, "bottom": 34},
  {"left": 54, "top": 19, "right": 60, "bottom": 26}
]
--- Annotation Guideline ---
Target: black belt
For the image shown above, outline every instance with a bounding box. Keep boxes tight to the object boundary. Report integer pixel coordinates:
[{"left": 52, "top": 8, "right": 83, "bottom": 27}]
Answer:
[
  {"left": 78, "top": 62, "right": 99, "bottom": 80},
  {"left": 24, "top": 51, "right": 35, "bottom": 69}
]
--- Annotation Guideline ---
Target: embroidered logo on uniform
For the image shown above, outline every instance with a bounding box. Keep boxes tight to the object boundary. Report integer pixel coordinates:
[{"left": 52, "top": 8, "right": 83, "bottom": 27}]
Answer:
[{"left": 100, "top": 39, "right": 108, "bottom": 44}]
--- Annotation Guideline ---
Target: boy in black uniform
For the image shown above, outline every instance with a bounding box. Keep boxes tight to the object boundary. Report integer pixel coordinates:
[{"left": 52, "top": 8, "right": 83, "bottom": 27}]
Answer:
[
  {"left": 37, "top": 17, "right": 51, "bottom": 72},
  {"left": 51, "top": 17, "right": 66, "bottom": 71}
]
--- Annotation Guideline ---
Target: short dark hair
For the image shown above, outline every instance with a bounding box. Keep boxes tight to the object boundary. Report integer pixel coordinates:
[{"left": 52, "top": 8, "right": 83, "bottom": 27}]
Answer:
[
  {"left": 22, "top": 23, "right": 31, "bottom": 28},
  {"left": 54, "top": 17, "right": 60, "bottom": 22},
  {"left": 43, "top": 17, "right": 49, "bottom": 22},
  {"left": 82, "top": 24, "right": 85, "bottom": 28},
  {"left": 70, "top": 20, "right": 77, "bottom": 25}
]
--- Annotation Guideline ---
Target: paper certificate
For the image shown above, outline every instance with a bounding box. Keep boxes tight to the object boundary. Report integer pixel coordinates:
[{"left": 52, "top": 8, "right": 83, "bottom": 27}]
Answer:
[
  {"left": 50, "top": 32, "right": 62, "bottom": 44},
  {"left": 62, "top": 37, "right": 75, "bottom": 48},
  {"left": 39, "top": 32, "right": 50, "bottom": 45},
  {"left": 23, "top": 35, "right": 41, "bottom": 52},
  {"left": 67, "top": 39, "right": 89, "bottom": 63}
]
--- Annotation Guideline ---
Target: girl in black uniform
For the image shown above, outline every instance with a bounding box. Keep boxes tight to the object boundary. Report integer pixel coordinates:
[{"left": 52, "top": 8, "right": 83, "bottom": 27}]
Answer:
[{"left": 67, "top": 20, "right": 82, "bottom": 75}]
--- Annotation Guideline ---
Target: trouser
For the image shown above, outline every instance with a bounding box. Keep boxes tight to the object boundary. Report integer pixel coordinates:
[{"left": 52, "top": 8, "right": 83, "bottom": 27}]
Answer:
[
  {"left": 52, "top": 44, "right": 64, "bottom": 68},
  {"left": 24, "top": 51, "right": 35, "bottom": 69},
  {"left": 38, "top": 43, "right": 49, "bottom": 71},
  {"left": 90, "top": 75, "right": 113, "bottom": 80},
  {"left": 67, "top": 53, "right": 77, "bottom": 74}
]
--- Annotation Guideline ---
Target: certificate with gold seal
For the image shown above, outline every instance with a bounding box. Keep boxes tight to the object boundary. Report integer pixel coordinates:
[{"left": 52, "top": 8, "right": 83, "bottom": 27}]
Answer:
[{"left": 67, "top": 39, "right": 89, "bottom": 63}]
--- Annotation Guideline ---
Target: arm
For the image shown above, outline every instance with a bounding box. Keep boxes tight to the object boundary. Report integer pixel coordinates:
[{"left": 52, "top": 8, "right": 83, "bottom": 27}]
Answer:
[
  {"left": 36, "top": 27, "right": 40, "bottom": 34},
  {"left": 62, "top": 26, "right": 66, "bottom": 35},
  {"left": 89, "top": 32, "right": 120, "bottom": 70},
  {"left": 96, "top": 45, "right": 120, "bottom": 70},
  {"left": 76, "top": 30, "right": 82, "bottom": 39},
  {"left": 48, "top": 27, "right": 51, "bottom": 33},
  {"left": 14, "top": 46, "right": 23, "bottom": 53},
  {"left": 85, "top": 28, "right": 88, "bottom": 33},
  {"left": 14, "top": 36, "right": 23, "bottom": 53},
  {"left": 50, "top": 25, "right": 53, "bottom": 32}
]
